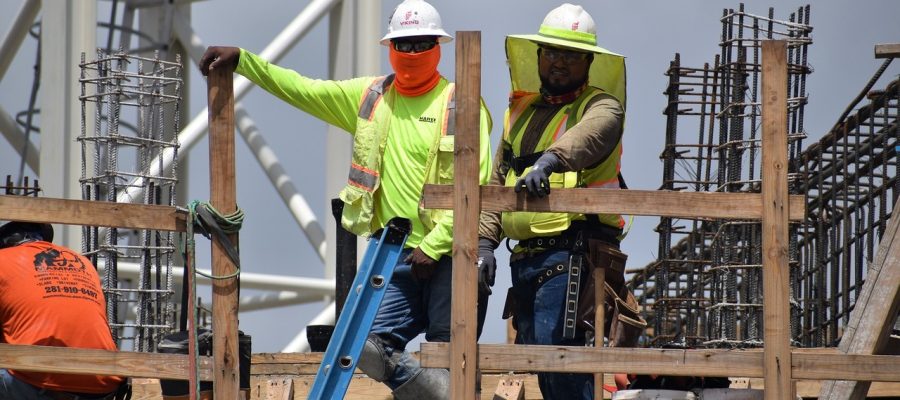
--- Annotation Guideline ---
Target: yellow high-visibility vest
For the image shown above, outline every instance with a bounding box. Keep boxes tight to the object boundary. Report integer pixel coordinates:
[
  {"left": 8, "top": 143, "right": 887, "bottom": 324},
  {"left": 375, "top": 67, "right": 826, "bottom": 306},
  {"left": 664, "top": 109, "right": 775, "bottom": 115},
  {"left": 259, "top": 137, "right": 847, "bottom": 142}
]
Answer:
[
  {"left": 338, "top": 75, "right": 458, "bottom": 236},
  {"left": 500, "top": 87, "right": 624, "bottom": 240}
]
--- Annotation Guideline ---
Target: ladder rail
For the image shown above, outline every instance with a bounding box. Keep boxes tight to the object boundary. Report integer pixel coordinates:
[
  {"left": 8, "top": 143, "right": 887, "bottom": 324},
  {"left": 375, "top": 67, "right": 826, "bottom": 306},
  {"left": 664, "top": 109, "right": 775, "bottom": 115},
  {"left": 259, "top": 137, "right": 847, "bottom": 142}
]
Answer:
[{"left": 308, "top": 218, "right": 411, "bottom": 400}]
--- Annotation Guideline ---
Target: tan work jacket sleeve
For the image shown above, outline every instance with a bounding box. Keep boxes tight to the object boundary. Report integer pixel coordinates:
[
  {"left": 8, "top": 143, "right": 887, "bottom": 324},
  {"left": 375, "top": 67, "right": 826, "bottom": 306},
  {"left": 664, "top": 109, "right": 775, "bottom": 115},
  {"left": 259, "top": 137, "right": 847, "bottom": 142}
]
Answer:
[{"left": 545, "top": 93, "right": 624, "bottom": 171}]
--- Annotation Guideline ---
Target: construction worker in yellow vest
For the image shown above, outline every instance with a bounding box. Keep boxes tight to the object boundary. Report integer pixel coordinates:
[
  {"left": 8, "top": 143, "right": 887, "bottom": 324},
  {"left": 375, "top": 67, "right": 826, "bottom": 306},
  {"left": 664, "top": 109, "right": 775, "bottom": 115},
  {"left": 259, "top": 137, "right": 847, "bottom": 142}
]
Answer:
[
  {"left": 199, "top": 0, "right": 492, "bottom": 398},
  {"left": 477, "top": 4, "right": 646, "bottom": 399}
]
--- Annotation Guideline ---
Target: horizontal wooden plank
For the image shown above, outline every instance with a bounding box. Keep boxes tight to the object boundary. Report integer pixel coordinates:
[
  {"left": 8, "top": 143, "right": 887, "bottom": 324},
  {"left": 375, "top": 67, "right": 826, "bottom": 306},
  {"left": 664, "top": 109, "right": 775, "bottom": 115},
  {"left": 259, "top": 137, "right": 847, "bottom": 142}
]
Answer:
[
  {"left": 875, "top": 43, "right": 900, "bottom": 59},
  {"left": 286, "top": 373, "right": 578, "bottom": 400},
  {"left": 251, "top": 353, "right": 358, "bottom": 375},
  {"left": 0, "top": 194, "right": 187, "bottom": 232},
  {"left": 793, "top": 353, "right": 900, "bottom": 382},
  {"left": 422, "top": 185, "right": 806, "bottom": 221},
  {"left": 421, "top": 344, "right": 900, "bottom": 381},
  {"left": 252, "top": 352, "right": 324, "bottom": 365},
  {"left": 734, "top": 378, "right": 900, "bottom": 398},
  {"left": 252, "top": 363, "right": 323, "bottom": 376},
  {"left": 0, "top": 343, "right": 212, "bottom": 380},
  {"left": 420, "top": 343, "right": 763, "bottom": 377}
]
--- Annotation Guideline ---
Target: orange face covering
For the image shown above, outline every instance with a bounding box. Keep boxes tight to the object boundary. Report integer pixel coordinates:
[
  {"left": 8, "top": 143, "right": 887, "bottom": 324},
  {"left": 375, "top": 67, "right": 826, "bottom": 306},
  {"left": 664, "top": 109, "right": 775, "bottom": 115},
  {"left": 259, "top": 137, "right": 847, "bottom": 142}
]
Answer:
[{"left": 389, "top": 45, "right": 441, "bottom": 97}]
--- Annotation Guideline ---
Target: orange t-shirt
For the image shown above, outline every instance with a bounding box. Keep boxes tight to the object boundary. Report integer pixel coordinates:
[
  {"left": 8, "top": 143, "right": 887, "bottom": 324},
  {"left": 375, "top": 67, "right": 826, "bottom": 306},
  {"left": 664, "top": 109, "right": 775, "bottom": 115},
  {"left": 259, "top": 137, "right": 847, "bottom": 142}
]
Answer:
[{"left": 0, "top": 241, "right": 123, "bottom": 394}]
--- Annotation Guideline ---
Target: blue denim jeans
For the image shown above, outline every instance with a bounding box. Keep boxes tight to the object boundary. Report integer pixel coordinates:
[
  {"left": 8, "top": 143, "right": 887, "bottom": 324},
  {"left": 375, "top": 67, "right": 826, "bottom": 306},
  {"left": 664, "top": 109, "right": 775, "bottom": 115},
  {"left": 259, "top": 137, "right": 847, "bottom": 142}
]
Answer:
[
  {"left": 510, "top": 249, "right": 593, "bottom": 400},
  {"left": 0, "top": 370, "right": 115, "bottom": 400},
  {"left": 369, "top": 249, "right": 488, "bottom": 390},
  {"left": 0, "top": 369, "right": 53, "bottom": 400}
]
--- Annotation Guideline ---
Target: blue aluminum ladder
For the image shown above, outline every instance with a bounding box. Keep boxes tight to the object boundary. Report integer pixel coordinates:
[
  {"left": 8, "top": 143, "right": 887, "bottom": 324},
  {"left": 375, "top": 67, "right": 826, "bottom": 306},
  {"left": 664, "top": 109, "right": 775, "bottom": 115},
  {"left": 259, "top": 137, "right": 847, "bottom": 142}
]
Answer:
[{"left": 308, "top": 218, "right": 411, "bottom": 400}]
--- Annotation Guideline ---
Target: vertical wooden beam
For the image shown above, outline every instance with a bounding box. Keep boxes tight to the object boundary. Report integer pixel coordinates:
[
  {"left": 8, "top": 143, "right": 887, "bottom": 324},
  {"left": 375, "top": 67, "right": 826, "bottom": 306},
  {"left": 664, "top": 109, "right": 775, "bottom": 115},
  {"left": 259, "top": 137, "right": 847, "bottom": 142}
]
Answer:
[
  {"left": 761, "top": 40, "right": 792, "bottom": 400},
  {"left": 450, "top": 30, "right": 481, "bottom": 400},
  {"left": 207, "top": 68, "right": 240, "bottom": 399},
  {"left": 819, "top": 198, "right": 900, "bottom": 400}
]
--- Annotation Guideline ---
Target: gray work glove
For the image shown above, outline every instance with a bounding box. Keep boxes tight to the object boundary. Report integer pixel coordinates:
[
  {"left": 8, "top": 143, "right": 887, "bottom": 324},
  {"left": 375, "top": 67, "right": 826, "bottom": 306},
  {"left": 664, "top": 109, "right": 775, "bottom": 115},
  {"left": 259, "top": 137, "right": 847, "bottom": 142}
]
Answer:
[
  {"left": 515, "top": 152, "right": 561, "bottom": 197},
  {"left": 199, "top": 46, "right": 241, "bottom": 76},
  {"left": 477, "top": 238, "right": 497, "bottom": 294}
]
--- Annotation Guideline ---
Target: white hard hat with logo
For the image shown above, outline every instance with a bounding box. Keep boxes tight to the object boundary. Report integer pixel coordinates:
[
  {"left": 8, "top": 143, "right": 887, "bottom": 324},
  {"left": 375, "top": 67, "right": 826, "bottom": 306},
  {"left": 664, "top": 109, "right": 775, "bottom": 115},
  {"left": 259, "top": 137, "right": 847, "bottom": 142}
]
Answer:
[
  {"left": 506, "top": 3, "right": 627, "bottom": 107},
  {"left": 381, "top": 0, "right": 453, "bottom": 45}
]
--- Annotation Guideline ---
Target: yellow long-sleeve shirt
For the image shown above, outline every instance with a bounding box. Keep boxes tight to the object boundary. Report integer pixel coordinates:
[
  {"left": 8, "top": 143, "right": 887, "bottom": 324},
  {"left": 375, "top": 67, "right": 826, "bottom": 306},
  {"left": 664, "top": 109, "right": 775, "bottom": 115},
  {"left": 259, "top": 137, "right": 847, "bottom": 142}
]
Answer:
[{"left": 236, "top": 49, "right": 492, "bottom": 259}]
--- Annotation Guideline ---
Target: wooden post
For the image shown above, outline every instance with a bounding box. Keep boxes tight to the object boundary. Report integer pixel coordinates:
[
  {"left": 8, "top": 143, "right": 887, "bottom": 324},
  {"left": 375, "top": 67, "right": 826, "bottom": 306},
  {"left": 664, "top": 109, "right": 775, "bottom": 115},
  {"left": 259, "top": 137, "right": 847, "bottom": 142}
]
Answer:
[
  {"left": 593, "top": 267, "right": 606, "bottom": 399},
  {"left": 761, "top": 40, "right": 791, "bottom": 400},
  {"left": 450, "top": 30, "right": 481, "bottom": 400},
  {"left": 207, "top": 68, "right": 240, "bottom": 399}
]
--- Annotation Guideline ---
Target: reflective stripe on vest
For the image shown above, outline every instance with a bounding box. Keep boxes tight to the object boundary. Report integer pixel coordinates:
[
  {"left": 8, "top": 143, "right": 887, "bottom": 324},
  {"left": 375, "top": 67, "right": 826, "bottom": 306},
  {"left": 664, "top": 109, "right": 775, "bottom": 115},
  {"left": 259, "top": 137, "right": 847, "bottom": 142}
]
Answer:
[
  {"left": 348, "top": 163, "right": 379, "bottom": 192},
  {"left": 348, "top": 75, "right": 394, "bottom": 192},
  {"left": 552, "top": 114, "right": 569, "bottom": 141},
  {"left": 505, "top": 93, "right": 537, "bottom": 134},
  {"left": 358, "top": 74, "right": 394, "bottom": 120},
  {"left": 443, "top": 96, "right": 456, "bottom": 136}
]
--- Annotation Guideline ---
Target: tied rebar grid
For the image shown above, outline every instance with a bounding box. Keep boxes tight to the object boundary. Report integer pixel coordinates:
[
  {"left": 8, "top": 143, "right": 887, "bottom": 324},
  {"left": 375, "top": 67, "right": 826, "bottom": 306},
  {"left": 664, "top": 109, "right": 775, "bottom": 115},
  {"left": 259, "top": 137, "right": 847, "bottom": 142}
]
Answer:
[
  {"left": 798, "top": 77, "right": 899, "bottom": 347},
  {"left": 632, "top": 4, "right": 812, "bottom": 348},
  {"left": 79, "top": 50, "right": 182, "bottom": 352}
]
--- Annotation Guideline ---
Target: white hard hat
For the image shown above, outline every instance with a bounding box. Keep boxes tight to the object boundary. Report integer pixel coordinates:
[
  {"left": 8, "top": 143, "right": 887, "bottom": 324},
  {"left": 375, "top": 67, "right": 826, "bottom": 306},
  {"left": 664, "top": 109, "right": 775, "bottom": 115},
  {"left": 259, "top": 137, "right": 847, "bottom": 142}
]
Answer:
[
  {"left": 381, "top": 0, "right": 452, "bottom": 45},
  {"left": 519, "top": 3, "right": 604, "bottom": 53}
]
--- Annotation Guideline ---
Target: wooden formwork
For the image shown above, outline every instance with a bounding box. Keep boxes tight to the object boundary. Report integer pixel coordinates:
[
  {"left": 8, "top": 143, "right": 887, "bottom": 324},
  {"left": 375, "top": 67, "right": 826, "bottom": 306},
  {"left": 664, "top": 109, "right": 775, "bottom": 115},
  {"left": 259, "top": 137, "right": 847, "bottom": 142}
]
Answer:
[
  {"left": 417, "top": 35, "right": 900, "bottom": 400},
  {"left": 1, "top": 34, "right": 898, "bottom": 400}
]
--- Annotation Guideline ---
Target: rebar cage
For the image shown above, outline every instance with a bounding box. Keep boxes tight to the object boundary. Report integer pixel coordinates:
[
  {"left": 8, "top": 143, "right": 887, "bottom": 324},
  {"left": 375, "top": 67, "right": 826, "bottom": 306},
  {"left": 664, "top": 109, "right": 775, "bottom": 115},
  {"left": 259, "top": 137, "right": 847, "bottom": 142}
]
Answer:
[
  {"left": 79, "top": 50, "right": 183, "bottom": 351},
  {"left": 633, "top": 3, "right": 899, "bottom": 349}
]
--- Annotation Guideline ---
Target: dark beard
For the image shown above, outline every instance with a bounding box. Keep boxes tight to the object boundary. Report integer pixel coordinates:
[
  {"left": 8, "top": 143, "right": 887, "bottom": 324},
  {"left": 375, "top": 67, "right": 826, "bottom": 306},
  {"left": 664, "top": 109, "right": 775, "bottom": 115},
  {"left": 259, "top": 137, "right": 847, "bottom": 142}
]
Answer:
[{"left": 539, "top": 72, "right": 588, "bottom": 96}]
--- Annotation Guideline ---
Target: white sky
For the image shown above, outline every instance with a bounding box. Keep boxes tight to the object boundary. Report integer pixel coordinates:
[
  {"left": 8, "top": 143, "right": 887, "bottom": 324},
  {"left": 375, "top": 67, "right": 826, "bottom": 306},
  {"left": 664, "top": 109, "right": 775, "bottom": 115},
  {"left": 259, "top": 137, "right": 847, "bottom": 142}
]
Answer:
[{"left": 1, "top": 0, "right": 899, "bottom": 352}]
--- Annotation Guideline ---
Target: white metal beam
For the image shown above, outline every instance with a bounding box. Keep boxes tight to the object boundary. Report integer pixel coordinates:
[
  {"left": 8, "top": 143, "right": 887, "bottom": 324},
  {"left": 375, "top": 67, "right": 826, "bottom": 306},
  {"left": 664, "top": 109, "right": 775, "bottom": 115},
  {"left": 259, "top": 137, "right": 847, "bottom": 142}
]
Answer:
[
  {"left": 108, "top": 262, "right": 335, "bottom": 294},
  {"left": 235, "top": 106, "right": 327, "bottom": 261},
  {"left": 0, "top": 104, "right": 39, "bottom": 173},
  {"left": 239, "top": 292, "right": 325, "bottom": 312},
  {"left": 0, "top": 0, "right": 41, "bottom": 81},
  {"left": 40, "top": 0, "right": 95, "bottom": 247}
]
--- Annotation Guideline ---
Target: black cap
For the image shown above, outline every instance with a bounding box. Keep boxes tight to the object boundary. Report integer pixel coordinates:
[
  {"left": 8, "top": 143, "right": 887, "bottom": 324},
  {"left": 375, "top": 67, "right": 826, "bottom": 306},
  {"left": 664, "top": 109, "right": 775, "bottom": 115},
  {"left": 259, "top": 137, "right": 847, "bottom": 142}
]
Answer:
[{"left": 0, "top": 221, "right": 54, "bottom": 246}]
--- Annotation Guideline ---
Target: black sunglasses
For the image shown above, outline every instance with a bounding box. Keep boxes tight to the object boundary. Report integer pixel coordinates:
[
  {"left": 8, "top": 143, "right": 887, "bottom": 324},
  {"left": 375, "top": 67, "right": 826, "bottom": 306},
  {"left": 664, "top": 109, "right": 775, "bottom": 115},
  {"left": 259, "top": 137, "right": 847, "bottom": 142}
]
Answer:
[
  {"left": 539, "top": 47, "right": 590, "bottom": 64},
  {"left": 393, "top": 40, "right": 438, "bottom": 53}
]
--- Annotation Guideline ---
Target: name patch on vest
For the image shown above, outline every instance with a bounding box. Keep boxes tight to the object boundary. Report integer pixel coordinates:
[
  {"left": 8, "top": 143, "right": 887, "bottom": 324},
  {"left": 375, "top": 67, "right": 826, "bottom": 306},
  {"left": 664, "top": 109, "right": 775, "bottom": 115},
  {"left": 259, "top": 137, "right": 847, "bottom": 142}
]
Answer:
[{"left": 418, "top": 116, "right": 437, "bottom": 123}]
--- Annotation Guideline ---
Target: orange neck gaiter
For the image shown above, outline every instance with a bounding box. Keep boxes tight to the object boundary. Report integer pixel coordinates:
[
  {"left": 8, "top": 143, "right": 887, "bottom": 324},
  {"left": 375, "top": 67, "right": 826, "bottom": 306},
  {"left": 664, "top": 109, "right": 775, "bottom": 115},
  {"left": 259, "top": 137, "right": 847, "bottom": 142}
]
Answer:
[{"left": 389, "top": 45, "right": 441, "bottom": 97}]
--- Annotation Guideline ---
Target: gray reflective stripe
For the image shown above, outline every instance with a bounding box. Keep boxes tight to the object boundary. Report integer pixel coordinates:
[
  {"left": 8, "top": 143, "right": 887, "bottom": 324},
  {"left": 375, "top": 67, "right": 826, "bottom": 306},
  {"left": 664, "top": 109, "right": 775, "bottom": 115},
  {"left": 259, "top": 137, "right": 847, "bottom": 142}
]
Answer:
[
  {"left": 357, "top": 74, "right": 396, "bottom": 120},
  {"left": 348, "top": 166, "right": 377, "bottom": 191},
  {"left": 445, "top": 99, "right": 455, "bottom": 136}
]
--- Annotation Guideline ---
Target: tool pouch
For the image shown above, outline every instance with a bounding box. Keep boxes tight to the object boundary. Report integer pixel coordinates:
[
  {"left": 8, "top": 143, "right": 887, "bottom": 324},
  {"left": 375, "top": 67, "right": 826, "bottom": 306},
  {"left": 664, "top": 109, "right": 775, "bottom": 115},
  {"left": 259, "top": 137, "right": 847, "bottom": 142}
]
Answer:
[{"left": 576, "top": 239, "right": 647, "bottom": 347}]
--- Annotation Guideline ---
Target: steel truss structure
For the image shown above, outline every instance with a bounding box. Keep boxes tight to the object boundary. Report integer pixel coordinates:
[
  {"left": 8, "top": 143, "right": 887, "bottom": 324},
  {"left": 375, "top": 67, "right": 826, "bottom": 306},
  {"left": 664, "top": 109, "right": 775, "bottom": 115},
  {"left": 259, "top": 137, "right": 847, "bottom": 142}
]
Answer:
[{"left": 0, "top": 0, "right": 379, "bottom": 353}]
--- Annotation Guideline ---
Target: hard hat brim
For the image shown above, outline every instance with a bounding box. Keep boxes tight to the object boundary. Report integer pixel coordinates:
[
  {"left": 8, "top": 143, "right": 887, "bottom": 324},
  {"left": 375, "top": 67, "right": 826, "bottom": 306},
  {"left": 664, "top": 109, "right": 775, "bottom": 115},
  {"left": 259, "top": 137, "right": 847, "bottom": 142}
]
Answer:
[
  {"left": 506, "top": 34, "right": 622, "bottom": 57},
  {"left": 380, "top": 29, "right": 453, "bottom": 46}
]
